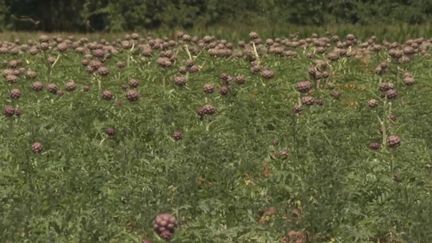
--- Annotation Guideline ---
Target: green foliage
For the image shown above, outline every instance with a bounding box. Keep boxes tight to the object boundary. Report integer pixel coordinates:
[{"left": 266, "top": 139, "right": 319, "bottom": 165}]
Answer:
[
  {"left": 0, "top": 30, "right": 432, "bottom": 242},
  {"left": 2, "top": 0, "right": 432, "bottom": 31}
]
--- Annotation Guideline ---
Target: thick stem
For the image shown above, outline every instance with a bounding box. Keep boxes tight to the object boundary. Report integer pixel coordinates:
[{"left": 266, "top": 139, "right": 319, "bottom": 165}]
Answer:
[
  {"left": 184, "top": 44, "right": 193, "bottom": 61},
  {"left": 252, "top": 42, "right": 260, "bottom": 65}
]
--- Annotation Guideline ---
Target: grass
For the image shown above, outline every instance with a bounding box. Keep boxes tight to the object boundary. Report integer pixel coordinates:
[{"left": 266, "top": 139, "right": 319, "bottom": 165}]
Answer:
[{"left": 0, "top": 29, "right": 432, "bottom": 242}]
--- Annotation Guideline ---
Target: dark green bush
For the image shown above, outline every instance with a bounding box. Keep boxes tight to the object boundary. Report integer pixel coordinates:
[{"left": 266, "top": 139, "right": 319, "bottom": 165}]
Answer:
[{"left": 2, "top": 0, "right": 432, "bottom": 31}]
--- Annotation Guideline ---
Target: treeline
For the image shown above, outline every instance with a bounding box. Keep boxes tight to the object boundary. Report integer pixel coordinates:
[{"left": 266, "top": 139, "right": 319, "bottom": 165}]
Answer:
[{"left": 1, "top": 0, "right": 432, "bottom": 32}]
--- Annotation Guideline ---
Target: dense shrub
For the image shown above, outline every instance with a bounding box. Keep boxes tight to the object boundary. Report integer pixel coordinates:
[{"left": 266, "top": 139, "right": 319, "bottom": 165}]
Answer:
[{"left": 1, "top": 0, "right": 432, "bottom": 31}]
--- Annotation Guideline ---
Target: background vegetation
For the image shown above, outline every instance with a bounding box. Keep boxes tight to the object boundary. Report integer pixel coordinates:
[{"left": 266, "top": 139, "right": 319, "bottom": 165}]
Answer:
[{"left": 1, "top": 0, "right": 432, "bottom": 32}]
